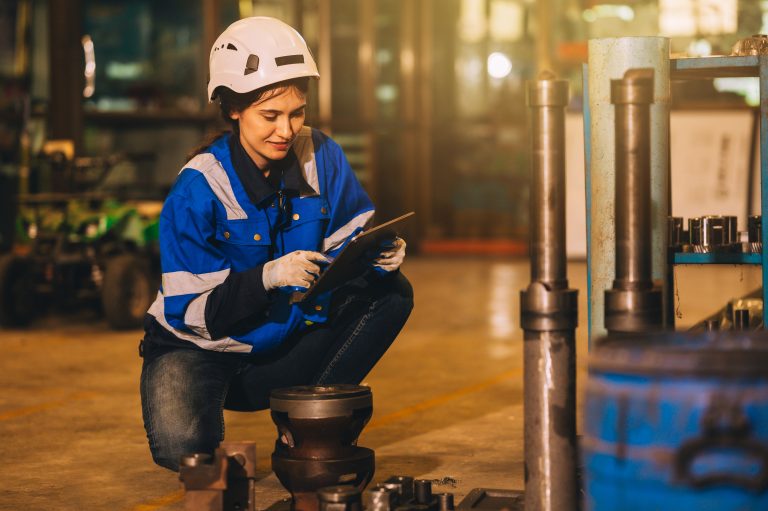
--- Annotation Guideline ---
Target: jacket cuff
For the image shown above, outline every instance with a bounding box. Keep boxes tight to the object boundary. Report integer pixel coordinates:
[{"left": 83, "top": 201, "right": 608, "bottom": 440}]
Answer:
[{"left": 205, "top": 264, "right": 274, "bottom": 339}]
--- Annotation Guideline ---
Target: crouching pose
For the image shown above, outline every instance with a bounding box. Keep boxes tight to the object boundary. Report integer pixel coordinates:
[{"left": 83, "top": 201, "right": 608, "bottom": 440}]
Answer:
[{"left": 139, "top": 17, "right": 413, "bottom": 471}]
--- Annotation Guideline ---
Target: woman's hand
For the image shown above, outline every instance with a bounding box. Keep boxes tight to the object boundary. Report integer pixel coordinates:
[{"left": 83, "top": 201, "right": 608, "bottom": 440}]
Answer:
[
  {"left": 374, "top": 237, "right": 406, "bottom": 272},
  {"left": 262, "top": 250, "right": 329, "bottom": 291}
]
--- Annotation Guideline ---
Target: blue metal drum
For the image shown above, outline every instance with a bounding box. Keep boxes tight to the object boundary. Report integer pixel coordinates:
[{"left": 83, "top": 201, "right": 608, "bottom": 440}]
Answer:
[{"left": 582, "top": 332, "right": 768, "bottom": 511}]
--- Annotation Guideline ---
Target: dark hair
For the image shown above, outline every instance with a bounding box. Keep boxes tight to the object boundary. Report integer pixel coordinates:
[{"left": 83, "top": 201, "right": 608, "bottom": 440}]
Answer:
[
  {"left": 216, "top": 77, "right": 310, "bottom": 131},
  {"left": 186, "top": 77, "right": 310, "bottom": 160}
]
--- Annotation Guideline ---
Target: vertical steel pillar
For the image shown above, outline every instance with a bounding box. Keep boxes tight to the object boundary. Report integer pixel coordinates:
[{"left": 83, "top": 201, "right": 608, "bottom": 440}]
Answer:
[
  {"left": 520, "top": 73, "right": 578, "bottom": 511},
  {"left": 604, "top": 69, "right": 663, "bottom": 334},
  {"left": 48, "top": 0, "right": 83, "bottom": 155}
]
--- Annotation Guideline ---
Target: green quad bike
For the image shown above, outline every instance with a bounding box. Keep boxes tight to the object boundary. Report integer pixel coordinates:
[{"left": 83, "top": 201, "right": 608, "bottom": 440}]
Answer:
[{"left": 0, "top": 153, "right": 162, "bottom": 329}]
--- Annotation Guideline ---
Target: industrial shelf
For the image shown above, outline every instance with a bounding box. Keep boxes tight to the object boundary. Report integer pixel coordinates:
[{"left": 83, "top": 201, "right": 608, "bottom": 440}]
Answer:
[
  {"left": 583, "top": 54, "right": 768, "bottom": 330},
  {"left": 670, "top": 55, "right": 768, "bottom": 327},
  {"left": 673, "top": 252, "right": 761, "bottom": 265},
  {"left": 671, "top": 55, "right": 760, "bottom": 79}
]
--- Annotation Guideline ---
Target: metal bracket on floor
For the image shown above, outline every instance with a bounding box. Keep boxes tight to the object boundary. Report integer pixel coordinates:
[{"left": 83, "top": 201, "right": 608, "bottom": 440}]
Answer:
[
  {"left": 179, "top": 441, "right": 258, "bottom": 511},
  {"left": 456, "top": 488, "right": 524, "bottom": 511}
]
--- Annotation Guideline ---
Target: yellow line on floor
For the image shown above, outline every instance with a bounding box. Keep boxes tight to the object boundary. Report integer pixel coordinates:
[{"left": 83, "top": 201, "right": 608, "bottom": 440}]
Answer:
[
  {"left": 127, "top": 367, "right": 521, "bottom": 511},
  {"left": 0, "top": 391, "right": 100, "bottom": 421},
  {"left": 366, "top": 367, "right": 522, "bottom": 430},
  {"left": 131, "top": 490, "right": 184, "bottom": 511}
]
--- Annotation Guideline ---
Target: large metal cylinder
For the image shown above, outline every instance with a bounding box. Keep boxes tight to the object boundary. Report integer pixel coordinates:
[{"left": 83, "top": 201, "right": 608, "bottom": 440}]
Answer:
[
  {"left": 604, "top": 69, "right": 663, "bottom": 334},
  {"left": 586, "top": 37, "right": 670, "bottom": 342},
  {"left": 520, "top": 72, "right": 578, "bottom": 511}
]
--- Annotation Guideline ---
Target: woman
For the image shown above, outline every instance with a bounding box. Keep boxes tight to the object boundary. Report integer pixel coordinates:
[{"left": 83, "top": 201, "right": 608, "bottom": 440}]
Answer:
[{"left": 140, "top": 17, "right": 413, "bottom": 472}]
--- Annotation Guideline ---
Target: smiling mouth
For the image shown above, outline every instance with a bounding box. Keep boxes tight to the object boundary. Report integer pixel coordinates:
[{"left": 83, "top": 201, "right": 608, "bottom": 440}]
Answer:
[{"left": 269, "top": 141, "right": 291, "bottom": 150}]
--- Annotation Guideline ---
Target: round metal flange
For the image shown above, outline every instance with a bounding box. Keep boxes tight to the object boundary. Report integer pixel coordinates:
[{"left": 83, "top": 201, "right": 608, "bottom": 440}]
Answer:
[
  {"left": 604, "top": 287, "right": 663, "bottom": 333},
  {"left": 272, "top": 446, "right": 375, "bottom": 493},
  {"left": 526, "top": 75, "right": 569, "bottom": 107},
  {"left": 318, "top": 486, "right": 362, "bottom": 503},
  {"left": 271, "top": 385, "right": 373, "bottom": 418},
  {"left": 520, "top": 282, "right": 578, "bottom": 331}
]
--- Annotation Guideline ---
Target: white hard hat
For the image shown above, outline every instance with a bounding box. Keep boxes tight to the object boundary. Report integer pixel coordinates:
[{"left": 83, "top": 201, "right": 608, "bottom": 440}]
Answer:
[{"left": 207, "top": 17, "right": 319, "bottom": 102}]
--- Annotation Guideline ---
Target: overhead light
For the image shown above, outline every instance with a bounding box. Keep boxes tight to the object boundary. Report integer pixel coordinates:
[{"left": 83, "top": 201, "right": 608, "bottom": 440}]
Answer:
[{"left": 487, "top": 52, "right": 513, "bottom": 79}]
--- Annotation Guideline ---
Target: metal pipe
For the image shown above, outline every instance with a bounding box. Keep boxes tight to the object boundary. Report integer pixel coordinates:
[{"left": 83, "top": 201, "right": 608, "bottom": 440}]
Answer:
[
  {"left": 529, "top": 72, "right": 568, "bottom": 288},
  {"left": 613, "top": 72, "right": 652, "bottom": 287},
  {"left": 604, "top": 69, "right": 663, "bottom": 334},
  {"left": 520, "top": 72, "right": 578, "bottom": 511}
]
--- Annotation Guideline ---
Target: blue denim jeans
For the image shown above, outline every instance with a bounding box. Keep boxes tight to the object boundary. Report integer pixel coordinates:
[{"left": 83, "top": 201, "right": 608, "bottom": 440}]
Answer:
[{"left": 140, "top": 271, "right": 413, "bottom": 471}]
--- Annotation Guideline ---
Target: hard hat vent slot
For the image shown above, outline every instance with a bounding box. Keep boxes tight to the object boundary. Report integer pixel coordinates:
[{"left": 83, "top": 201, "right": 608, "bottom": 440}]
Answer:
[
  {"left": 275, "top": 55, "right": 305, "bottom": 66},
  {"left": 227, "top": 43, "right": 238, "bottom": 50},
  {"left": 245, "top": 54, "right": 260, "bottom": 75}
]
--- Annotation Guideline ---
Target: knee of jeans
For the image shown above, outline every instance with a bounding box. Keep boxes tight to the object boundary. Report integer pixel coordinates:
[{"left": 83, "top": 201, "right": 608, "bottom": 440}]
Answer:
[
  {"left": 379, "top": 272, "right": 414, "bottom": 310},
  {"left": 151, "top": 447, "right": 182, "bottom": 472},
  {"left": 149, "top": 428, "right": 219, "bottom": 472},
  {"left": 394, "top": 272, "right": 414, "bottom": 299}
]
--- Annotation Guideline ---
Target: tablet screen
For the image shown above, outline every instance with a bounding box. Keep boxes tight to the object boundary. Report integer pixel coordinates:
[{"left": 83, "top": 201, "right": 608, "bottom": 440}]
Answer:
[{"left": 290, "top": 212, "right": 415, "bottom": 303}]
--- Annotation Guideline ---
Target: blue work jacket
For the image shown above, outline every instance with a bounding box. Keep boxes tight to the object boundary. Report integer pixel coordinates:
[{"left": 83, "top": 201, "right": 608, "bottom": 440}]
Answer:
[{"left": 147, "top": 127, "right": 375, "bottom": 354}]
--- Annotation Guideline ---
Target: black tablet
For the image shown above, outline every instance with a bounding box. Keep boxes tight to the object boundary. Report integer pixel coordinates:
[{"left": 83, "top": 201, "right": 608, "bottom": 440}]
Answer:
[{"left": 290, "top": 211, "right": 415, "bottom": 304}]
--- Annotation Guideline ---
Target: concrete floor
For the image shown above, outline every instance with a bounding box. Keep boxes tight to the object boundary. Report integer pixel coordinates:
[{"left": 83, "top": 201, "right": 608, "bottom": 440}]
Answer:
[{"left": 0, "top": 257, "right": 761, "bottom": 511}]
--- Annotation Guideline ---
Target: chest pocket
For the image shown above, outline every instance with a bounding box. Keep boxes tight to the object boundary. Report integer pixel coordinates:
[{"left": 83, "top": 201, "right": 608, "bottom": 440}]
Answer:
[
  {"left": 215, "top": 219, "right": 271, "bottom": 272},
  {"left": 281, "top": 196, "right": 331, "bottom": 253}
]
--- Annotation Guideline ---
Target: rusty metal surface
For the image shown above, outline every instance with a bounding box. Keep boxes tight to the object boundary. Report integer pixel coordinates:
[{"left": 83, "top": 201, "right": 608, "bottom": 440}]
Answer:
[{"left": 586, "top": 37, "right": 671, "bottom": 341}]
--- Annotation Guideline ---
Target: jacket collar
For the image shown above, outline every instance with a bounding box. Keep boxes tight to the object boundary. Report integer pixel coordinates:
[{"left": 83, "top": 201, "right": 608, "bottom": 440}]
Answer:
[{"left": 227, "top": 133, "right": 315, "bottom": 207}]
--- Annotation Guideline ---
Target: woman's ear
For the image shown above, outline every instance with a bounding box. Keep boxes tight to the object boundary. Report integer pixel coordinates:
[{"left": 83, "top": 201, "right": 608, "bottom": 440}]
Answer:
[{"left": 229, "top": 110, "right": 240, "bottom": 121}]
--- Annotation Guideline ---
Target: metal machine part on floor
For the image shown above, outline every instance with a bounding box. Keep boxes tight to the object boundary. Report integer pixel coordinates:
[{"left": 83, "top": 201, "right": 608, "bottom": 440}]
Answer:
[
  {"left": 689, "top": 289, "right": 764, "bottom": 332},
  {"left": 318, "top": 485, "right": 364, "bottom": 511},
  {"left": 270, "top": 385, "right": 376, "bottom": 511},
  {"left": 358, "top": 477, "right": 455, "bottom": 511},
  {"left": 179, "top": 441, "right": 258, "bottom": 511},
  {"left": 315, "top": 476, "right": 456, "bottom": 511},
  {"left": 668, "top": 215, "right": 762, "bottom": 253}
]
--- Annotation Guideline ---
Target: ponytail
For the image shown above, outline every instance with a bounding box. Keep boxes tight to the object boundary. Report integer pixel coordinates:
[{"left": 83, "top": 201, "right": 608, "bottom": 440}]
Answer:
[{"left": 185, "top": 130, "right": 232, "bottom": 161}]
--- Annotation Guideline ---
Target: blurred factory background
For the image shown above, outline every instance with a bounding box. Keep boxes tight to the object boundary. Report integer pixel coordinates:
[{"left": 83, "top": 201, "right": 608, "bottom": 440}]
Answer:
[
  {"left": 3, "top": 0, "right": 763, "bottom": 254},
  {"left": 4, "top": 1, "right": 768, "bottom": 511}
]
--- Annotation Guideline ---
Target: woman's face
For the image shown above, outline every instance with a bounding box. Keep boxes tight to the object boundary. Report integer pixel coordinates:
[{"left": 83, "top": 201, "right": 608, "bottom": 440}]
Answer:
[{"left": 230, "top": 85, "right": 306, "bottom": 170}]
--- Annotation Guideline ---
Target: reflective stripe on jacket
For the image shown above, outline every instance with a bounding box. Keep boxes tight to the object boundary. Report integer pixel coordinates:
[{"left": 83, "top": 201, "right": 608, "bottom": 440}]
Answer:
[{"left": 147, "top": 127, "right": 375, "bottom": 353}]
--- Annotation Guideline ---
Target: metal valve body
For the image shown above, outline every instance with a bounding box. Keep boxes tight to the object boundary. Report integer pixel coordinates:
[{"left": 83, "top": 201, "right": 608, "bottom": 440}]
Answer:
[{"left": 270, "top": 385, "right": 375, "bottom": 511}]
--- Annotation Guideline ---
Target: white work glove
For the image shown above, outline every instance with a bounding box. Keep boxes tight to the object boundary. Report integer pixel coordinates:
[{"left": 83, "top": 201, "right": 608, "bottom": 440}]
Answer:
[
  {"left": 262, "top": 250, "right": 329, "bottom": 291},
  {"left": 374, "top": 237, "right": 406, "bottom": 272}
]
